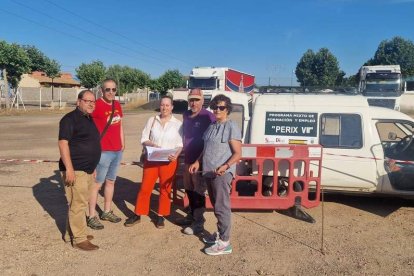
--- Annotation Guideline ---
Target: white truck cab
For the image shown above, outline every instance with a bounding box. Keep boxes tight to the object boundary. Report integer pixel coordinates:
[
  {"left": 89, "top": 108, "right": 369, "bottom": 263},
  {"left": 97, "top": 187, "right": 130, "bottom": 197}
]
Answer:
[
  {"left": 359, "top": 65, "right": 405, "bottom": 110},
  {"left": 221, "top": 92, "right": 414, "bottom": 197}
]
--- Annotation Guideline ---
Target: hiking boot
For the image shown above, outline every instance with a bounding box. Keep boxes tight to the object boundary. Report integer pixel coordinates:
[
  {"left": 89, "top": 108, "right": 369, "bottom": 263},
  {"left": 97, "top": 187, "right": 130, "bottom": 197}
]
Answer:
[
  {"left": 87, "top": 216, "right": 104, "bottom": 230},
  {"left": 155, "top": 216, "right": 165, "bottom": 229},
  {"left": 73, "top": 240, "right": 99, "bottom": 251},
  {"left": 175, "top": 214, "right": 194, "bottom": 226},
  {"left": 124, "top": 214, "right": 141, "bottom": 227},
  {"left": 202, "top": 232, "right": 219, "bottom": 245},
  {"left": 100, "top": 210, "right": 121, "bottom": 223},
  {"left": 183, "top": 224, "right": 203, "bottom": 235},
  {"left": 204, "top": 239, "right": 232, "bottom": 256}
]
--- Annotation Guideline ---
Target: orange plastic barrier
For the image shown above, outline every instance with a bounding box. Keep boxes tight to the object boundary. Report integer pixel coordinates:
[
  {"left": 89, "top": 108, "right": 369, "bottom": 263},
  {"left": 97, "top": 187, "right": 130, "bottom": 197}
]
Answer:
[{"left": 172, "top": 144, "right": 322, "bottom": 210}]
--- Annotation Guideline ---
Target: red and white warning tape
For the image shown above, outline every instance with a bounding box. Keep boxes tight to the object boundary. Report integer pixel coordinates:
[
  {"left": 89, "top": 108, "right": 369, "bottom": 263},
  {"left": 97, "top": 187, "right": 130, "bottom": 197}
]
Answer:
[
  {"left": 324, "top": 153, "right": 414, "bottom": 164},
  {"left": 324, "top": 152, "right": 381, "bottom": 161},
  {"left": 385, "top": 158, "right": 414, "bottom": 165},
  {"left": 0, "top": 158, "right": 142, "bottom": 166},
  {"left": 0, "top": 158, "right": 58, "bottom": 163},
  {"left": 2, "top": 154, "right": 414, "bottom": 166}
]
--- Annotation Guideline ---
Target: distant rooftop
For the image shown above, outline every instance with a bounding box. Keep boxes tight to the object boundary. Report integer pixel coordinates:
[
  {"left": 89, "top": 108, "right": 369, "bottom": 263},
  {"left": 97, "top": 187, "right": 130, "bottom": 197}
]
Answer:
[{"left": 30, "top": 71, "right": 80, "bottom": 86}]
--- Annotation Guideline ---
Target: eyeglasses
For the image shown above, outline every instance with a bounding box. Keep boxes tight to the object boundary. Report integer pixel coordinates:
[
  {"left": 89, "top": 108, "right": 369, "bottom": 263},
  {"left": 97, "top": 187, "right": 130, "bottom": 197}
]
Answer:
[
  {"left": 189, "top": 98, "right": 200, "bottom": 102},
  {"left": 211, "top": 105, "right": 227, "bottom": 111},
  {"left": 104, "top": 88, "right": 117, "bottom": 93},
  {"left": 81, "top": 99, "right": 96, "bottom": 104}
]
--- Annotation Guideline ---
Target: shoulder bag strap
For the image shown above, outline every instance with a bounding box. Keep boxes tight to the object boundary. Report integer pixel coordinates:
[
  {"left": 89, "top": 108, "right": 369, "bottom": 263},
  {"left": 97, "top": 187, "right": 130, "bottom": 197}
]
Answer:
[
  {"left": 100, "top": 101, "right": 116, "bottom": 140},
  {"left": 148, "top": 116, "right": 157, "bottom": 141}
]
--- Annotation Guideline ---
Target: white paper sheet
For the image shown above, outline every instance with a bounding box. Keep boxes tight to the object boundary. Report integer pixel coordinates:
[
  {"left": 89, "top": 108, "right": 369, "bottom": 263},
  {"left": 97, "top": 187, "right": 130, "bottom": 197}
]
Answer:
[{"left": 146, "top": 146, "right": 177, "bottom": 162}]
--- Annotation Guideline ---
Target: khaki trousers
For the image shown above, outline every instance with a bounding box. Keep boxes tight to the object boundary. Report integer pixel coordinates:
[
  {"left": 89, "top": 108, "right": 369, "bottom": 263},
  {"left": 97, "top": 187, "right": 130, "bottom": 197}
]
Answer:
[{"left": 61, "top": 171, "right": 93, "bottom": 244}]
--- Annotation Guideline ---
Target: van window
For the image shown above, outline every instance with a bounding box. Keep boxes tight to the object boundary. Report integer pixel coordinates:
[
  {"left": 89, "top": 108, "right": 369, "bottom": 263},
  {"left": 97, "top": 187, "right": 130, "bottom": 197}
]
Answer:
[
  {"left": 320, "top": 114, "right": 362, "bottom": 148},
  {"left": 376, "top": 121, "right": 414, "bottom": 160},
  {"left": 376, "top": 121, "right": 414, "bottom": 191}
]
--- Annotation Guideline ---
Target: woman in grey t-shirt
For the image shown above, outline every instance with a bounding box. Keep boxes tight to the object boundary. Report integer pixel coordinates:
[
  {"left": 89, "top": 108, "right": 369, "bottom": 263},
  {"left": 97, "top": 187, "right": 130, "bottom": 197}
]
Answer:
[{"left": 189, "top": 94, "right": 241, "bottom": 256}]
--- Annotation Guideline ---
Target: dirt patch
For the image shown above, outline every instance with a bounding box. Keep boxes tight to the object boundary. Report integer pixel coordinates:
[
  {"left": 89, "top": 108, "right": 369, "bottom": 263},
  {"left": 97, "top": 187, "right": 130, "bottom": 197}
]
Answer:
[{"left": 0, "top": 111, "right": 413, "bottom": 275}]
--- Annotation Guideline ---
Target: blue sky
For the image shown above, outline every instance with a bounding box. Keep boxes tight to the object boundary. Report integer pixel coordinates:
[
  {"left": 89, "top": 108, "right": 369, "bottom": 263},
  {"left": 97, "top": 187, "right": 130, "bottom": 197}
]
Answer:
[{"left": 1, "top": 0, "right": 413, "bottom": 85}]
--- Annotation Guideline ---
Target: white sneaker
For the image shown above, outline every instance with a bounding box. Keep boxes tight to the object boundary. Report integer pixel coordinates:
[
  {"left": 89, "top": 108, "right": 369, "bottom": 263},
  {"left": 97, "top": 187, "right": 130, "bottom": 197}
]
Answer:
[
  {"left": 183, "top": 225, "right": 203, "bottom": 235},
  {"left": 204, "top": 239, "right": 232, "bottom": 256}
]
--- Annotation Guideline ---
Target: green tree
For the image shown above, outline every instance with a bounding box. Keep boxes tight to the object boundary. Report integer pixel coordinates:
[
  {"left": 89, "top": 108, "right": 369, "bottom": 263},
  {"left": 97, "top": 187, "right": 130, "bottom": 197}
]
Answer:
[
  {"left": 295, "top": 48, "right": 341, "bottom": 88},
  {"left": 44, "top": 59, "right": 61, "bottom": 101},
  {"left": 365, "top": 36, "right": 414, "bottom": 77},
  {"left": 0, "top": 40, "right": 31, "bottom": 88},
  {"left": 157, "top": 69, "right": 186, "bottom": 93},
  {"left": 148, "top": 79, "right": 162, "bottom": 92},
  {"left": 44, "top": 59, "right": 61, "bottom": 79},
  {"left": 106, "top": 65, "right": 150, "bottom": 95},
  {"left": 76, "top": 60, "right": 106, "bottom": 89},
  {"left": 343, "top": 73, "right": 359, "bottom": 87},
  {"left": 335, "top": 70, "right": 346, "bottom": 86},
  {"left": 295, "top": 50, "right": 317, "bottom": 88},
  {"left": 21, "top": 45, "right": 50, "bottom": 72}
]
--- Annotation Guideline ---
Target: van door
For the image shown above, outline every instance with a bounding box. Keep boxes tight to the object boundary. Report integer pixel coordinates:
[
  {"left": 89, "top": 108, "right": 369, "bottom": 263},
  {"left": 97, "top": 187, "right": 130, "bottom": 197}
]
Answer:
[
  {"left": 320, "top": 113, "right": 378, "bottom": 191},
  {"left": 374, "top": 120, "right": 414, "bottom": 192}
]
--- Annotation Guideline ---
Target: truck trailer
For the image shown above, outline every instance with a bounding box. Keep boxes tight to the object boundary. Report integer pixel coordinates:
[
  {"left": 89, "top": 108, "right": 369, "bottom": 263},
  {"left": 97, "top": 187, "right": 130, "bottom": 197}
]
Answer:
[{"left": 172, "top": 67, "right": 255, "bottom": 106}]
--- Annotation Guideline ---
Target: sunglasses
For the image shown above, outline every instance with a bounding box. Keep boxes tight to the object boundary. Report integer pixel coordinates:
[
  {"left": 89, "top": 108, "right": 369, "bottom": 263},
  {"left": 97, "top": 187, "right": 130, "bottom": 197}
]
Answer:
[
  {"left": 104, "top": 88, "right": 117, "bottom": 93},
  {"left": 81, "top": 99, "right": 96, "bottom": 104},
  {"left": 211, "top": 105, "right": 227, "bottom": 111}
]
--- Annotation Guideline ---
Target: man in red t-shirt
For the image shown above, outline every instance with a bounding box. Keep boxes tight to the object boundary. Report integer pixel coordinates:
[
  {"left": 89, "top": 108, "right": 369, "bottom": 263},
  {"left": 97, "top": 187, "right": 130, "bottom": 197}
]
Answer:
[{"left": 87, "top": 79, "right": 125, "bottom": 230}]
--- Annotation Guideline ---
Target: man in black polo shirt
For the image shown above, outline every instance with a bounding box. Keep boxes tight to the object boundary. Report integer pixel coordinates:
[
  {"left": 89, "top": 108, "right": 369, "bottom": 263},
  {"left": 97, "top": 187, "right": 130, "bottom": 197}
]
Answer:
[{"left": 58, "top": 90, "right": 101, "bottom": 251}]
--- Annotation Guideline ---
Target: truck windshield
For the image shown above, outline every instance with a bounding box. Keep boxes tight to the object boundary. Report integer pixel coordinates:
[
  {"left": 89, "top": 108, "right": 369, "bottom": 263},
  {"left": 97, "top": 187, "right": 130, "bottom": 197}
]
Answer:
[
  {"left": 188, "top": 77, "right": 217, "bottom": 90},
  {"left": 363, "top": 73, "right": 401, "bottom": 96}
]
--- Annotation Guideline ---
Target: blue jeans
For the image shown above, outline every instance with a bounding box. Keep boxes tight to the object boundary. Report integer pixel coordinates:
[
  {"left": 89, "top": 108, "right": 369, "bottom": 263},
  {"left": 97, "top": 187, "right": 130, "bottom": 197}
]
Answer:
[{"left": 95, "top": 151, "right": 123, "bottom": 184}]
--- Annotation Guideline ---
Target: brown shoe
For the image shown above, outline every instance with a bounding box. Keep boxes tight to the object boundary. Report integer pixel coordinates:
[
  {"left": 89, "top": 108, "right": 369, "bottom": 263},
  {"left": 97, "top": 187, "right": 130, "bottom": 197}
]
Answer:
[
  {"left": 73, "top": 240, "right": 99, "bottom": 251},
  {"left": 63, "top": 235, "right": 94, "bottom": 243}
]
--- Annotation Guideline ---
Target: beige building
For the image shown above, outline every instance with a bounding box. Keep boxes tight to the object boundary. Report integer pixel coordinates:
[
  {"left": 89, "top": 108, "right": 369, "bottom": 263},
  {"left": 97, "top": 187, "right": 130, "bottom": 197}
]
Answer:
[{"left": 19, "top": 71, "right": 81, "bottom": 88}]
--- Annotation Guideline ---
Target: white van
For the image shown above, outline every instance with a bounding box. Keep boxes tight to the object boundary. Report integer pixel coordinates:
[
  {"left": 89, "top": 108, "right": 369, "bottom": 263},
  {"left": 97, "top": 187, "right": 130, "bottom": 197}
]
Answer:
[{"left": 220, "top": 92, "right": 414, "bottom": 197}]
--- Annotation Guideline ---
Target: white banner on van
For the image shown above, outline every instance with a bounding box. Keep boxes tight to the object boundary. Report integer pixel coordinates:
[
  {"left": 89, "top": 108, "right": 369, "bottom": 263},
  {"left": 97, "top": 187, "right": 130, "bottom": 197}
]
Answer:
[{"left": 264, "top": 111, "right": 318, "bottom": 145}]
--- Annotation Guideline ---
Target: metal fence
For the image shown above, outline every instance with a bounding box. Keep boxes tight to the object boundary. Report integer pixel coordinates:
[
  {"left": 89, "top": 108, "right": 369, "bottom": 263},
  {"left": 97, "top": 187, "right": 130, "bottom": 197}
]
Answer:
[{"left": 0, "top": 86, "right": 152, "bottom": 110}]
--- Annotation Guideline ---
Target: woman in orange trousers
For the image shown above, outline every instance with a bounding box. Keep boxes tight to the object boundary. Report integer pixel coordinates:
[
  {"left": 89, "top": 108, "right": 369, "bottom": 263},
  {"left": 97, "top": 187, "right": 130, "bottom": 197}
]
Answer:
[{"left": 124, "top": 94, "right": 182, "bottom": 228}]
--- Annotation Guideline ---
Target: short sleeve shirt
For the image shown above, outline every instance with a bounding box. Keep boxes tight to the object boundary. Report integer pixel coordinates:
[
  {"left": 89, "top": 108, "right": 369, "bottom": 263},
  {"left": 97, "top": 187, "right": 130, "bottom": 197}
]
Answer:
[
  {"left": 202, "top": 119, "right": 242, "bottom": 177},
  {"left": 92, "top": 99, "right": 123, "bottom": 151},
  {"left": 183, "top": 108, "right": 215, "bottom": 164},
  {"left": 58, "top": 108, "right": 101, "bottom": 174}
]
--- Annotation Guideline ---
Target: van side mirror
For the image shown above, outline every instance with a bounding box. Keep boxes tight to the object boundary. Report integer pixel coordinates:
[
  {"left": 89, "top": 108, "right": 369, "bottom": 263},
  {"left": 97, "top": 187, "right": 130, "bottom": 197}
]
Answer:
[{"left": 388, "top": 132, "right": 397, "bottom": 140}]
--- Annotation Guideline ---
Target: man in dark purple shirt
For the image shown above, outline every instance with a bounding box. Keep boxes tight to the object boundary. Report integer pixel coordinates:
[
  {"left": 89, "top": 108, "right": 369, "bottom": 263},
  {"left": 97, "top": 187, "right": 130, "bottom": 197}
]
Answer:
[{"left": 178, "top": 88, "right": 215, "bottom": 235}]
